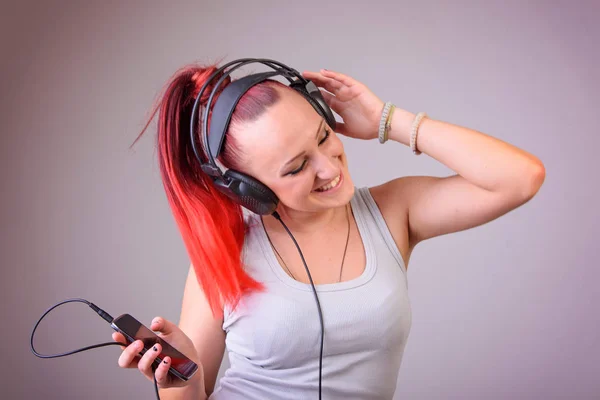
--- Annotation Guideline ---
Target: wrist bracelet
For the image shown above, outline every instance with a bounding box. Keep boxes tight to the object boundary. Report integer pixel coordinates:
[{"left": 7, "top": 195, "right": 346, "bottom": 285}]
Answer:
[
  {"left": 384, "top": 105, "right": 396, "bottom": 143},
  {"left": 410, "top": 112, "right": 427, "bottom": 155},
  {"left": 378, "top": 102, "right": 393, "bottom": 144}
]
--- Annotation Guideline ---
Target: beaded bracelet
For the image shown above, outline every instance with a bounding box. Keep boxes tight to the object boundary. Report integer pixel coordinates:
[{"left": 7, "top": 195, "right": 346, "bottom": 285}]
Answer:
[{"left": 410, "top": 112, "right": 427, "bottom": 155}]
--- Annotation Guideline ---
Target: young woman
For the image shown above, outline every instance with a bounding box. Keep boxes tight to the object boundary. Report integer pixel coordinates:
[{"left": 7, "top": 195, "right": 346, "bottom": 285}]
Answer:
[{"left": 112, "top": 62, "right": 545, "bottom": 399}]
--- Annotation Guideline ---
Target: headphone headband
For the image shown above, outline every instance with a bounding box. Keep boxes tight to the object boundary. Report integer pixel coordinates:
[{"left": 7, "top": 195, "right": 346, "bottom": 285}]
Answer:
[
  {"left": 190, "top": 59, "right": 303, "bottom": 168},
  {"left": 208, "top": 71, "right": 282, "bottom": 161}
]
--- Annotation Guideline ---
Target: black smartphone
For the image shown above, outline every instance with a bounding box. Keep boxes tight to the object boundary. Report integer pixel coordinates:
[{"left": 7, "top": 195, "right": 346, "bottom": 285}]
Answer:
[{"left": 110, "top": 313, "right": 198, "bottom": 381}]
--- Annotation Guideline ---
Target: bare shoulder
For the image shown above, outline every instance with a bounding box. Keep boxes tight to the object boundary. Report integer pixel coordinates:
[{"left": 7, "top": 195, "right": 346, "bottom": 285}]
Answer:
[{"left": 366, "top": 179, "right": 413, "bottom": 268}]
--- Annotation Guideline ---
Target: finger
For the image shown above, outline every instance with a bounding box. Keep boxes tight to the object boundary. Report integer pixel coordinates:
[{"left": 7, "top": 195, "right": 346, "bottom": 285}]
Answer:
[
  {"left": 320, "top": 69, "right": 357, "bottom": 87},
  {"left": 154, "top": 356, "right": 172, "bottom": 387},
  {"left": 302, "top": 72, "right": 344, "bottom": 94},
  {"left": 302, "top": 70, "right": 323, "bottom": 80},
  {"left": 118, "top": 340, "right": 143, "bottom": 369},
  {"left": 138, "top": 342, "right": 162, "bottom": 381},
  {"left": 150, "top": 316, "right": 178, "bottom": 336},
  {"left": 317, "top": 76, "right": 344, "bottom": 93},
  {"left": 150, "top": 316, "right": 164, "bottom": 333},
  {"left": 112, "top": 332, "right": 128, "bottom": 350}
]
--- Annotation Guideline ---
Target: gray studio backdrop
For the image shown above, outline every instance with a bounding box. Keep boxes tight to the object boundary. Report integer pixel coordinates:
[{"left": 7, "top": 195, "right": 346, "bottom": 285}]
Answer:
[{"left": 1, "top": 1, "right": 598, "bottom": 399}]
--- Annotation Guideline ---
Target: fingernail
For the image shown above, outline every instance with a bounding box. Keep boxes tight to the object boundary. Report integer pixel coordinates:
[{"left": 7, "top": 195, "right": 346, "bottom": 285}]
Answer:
[
  {"left": 153, "top": 346, "right": 158, "bottom": 351},
  {"left": 163, "top": 359, "right": 167, "bottom": 364},
  {"left": 152, "top": 317, "right": 160, "bottom": 325}
]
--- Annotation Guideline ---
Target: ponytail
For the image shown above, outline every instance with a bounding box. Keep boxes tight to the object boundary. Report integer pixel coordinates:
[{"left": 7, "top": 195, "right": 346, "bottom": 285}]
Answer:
[{"left": 132, "top": 63, "right": 283, "bottom": 318}]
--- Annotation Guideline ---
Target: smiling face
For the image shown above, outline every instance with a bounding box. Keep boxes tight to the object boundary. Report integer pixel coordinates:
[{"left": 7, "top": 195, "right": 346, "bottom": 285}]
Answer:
[{"left": 231, "top": 86, "right": 355, "bottom": 213}]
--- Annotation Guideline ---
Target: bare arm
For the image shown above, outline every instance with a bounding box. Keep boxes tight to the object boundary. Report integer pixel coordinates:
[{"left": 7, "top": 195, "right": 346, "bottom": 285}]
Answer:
[
  {"left": 382, "top": 110, "right": 545, "bottom": 248},
  {"left": 159, "top": 264, "right": 226, "bottom": 399},
  {"left": 301, "top": 68, "right": 545, "bottom": 251}
]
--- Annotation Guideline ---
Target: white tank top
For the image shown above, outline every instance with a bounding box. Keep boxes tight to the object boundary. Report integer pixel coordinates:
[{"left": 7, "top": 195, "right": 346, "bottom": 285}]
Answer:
[{"left": 210, "top": 187, "right": 412, "bottom": 399}]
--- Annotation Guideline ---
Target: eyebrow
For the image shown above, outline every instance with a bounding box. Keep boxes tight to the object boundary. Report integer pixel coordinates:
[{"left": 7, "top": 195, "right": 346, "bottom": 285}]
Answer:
[{"left": 281, "top": 119, "right": 326, "bottom": 171}]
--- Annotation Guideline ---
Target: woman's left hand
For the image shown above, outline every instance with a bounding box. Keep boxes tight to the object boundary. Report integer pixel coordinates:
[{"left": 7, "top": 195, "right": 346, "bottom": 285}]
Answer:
[{"left": 302, "top": 69, "right": 385, "bottom": 140}]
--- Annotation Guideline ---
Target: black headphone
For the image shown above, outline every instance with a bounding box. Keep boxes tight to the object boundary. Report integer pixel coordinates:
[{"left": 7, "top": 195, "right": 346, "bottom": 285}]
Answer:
[{"left": 189, "top": 58, "right": 337, "bottom": 215}]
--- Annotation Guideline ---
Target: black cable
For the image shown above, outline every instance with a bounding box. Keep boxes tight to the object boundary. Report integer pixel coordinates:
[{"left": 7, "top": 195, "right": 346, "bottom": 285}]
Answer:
[
  {"left": 32, "top": 219, "right": 324, "bottom": 400},
  {"left": 152, "top": 363, "right": 160, "bottom": 399},
  {"left": 30, "top": 298, "right": 162, "bottom": 400},
  {"left": 272, "top": 211, "right": 324, "bottom": 400}
]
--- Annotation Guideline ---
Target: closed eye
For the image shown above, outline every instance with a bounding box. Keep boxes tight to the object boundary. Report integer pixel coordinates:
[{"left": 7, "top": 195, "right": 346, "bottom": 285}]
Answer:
[
  {"left": 318, "top": 128, "right": 330, "bottom": 145},
  {"left": 287, "top": 128, "right": 331, "bottom": 176},
  {"left": 288, "top": 160, "right": 307, "bottom": 176}
]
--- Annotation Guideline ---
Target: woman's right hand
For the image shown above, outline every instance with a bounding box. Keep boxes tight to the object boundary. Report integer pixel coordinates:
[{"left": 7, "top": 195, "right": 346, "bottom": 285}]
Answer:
[{"left": 112, "top": 316, "right": 203, "bottom": 389}]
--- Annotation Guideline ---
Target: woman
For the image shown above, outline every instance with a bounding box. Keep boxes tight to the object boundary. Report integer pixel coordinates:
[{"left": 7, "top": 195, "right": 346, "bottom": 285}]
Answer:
[{"left": 112, "top": 61, "right": 546, "bottom": 399}]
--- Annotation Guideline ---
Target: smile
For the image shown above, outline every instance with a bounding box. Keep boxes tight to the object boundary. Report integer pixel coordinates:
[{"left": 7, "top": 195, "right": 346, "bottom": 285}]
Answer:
[{"left": 314, "top": 173, "right": 343, "bottom": 192}]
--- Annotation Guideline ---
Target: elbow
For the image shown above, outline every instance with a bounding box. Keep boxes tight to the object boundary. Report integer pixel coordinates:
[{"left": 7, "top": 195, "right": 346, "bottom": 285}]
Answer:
[{"left": 520, "top": 161, "right": 546, "bottom": 201}]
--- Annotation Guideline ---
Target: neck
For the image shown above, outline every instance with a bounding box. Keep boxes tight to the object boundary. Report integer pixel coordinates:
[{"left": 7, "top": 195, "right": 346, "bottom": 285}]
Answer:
[{"left": 265, "top": 203, "right": 348, "bottom": 236}]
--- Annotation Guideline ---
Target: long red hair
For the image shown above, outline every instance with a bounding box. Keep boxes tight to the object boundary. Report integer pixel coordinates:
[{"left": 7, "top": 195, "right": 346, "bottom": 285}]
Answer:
[{"left": 131, "top": 63, "right": 285, "bottom": 318}]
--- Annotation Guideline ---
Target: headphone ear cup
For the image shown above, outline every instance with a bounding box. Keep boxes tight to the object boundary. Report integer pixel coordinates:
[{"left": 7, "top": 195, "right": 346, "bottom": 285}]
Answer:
[{"left": 222, "top": 169, "right": 279, "bottom": 215}]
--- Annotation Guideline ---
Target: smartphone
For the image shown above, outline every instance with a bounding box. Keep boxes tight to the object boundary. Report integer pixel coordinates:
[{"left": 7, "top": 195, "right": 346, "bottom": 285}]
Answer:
[{"left": 110, "top": 313, "right": 198, "bottom": 381}]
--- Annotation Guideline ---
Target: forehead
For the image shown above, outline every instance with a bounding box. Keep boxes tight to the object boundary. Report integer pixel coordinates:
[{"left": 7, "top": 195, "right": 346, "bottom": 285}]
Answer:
[{"left": 234, "top": 89, "right": 322, "bottom": 168}]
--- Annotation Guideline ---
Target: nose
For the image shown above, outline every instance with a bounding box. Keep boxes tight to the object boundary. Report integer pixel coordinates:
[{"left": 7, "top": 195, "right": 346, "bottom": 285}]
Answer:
[{"left": 313, "top": 151, "right": 339, "bottom": 181}]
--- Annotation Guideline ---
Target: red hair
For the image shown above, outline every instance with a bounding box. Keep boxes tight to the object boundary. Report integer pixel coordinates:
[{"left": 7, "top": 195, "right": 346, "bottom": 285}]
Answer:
[{"left": 131, "top": 63, "right": 285, "bottom": 318}]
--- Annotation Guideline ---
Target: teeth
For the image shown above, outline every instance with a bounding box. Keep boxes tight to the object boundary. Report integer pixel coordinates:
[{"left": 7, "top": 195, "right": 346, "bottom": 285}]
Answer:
[{"left": 316, "top": 175, "right": 341, "bottom": 192}]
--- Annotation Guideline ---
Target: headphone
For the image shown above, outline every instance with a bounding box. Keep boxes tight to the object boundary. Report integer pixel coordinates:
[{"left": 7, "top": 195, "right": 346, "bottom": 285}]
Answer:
[{"left": 189, "top": 58, "right": 337, "bottom": 215}]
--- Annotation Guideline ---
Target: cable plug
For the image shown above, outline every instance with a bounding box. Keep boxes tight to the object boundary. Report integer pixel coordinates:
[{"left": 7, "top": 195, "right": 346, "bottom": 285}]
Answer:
[{"left": 88, "top": 302, "right": 114, "bottom": 324}]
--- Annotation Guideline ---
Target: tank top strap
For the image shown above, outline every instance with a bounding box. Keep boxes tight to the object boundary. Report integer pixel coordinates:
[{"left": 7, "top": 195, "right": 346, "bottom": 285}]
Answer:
[{"left": 353, "top": 187, "right": 408, "bottom": 275}]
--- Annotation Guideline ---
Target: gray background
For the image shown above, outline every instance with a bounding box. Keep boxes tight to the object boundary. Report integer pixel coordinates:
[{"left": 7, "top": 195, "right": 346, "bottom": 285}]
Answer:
[{"left": 1, "top": 1, "right": 598, "bottom": 399}]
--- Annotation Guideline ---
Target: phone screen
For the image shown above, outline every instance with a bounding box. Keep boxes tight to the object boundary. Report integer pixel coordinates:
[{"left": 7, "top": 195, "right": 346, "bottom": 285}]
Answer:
[{"left": 111, "top": 314, "right": 198, "bottom": 380}]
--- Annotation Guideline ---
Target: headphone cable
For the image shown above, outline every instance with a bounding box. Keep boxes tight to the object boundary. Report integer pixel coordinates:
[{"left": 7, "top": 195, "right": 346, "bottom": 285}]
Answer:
[
  {"left": 272, "top": 211, "right": 324, "bottom": 400},
  {"left": 30, "top": 298, "right": 163, "bottom": 400},
  {"left": 31, "top": 230, "right": 324, "bottom": 400}
]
